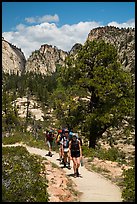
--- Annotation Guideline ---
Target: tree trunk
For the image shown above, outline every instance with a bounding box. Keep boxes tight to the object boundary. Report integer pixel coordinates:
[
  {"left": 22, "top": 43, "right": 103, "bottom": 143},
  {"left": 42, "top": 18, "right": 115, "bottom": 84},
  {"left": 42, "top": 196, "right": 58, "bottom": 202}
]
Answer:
[
  {"left": 89, "top": 124, "right": 110, "bottom": 148},
  {"left": 89, "top": 130, "right": 96, "bottom": 148}
]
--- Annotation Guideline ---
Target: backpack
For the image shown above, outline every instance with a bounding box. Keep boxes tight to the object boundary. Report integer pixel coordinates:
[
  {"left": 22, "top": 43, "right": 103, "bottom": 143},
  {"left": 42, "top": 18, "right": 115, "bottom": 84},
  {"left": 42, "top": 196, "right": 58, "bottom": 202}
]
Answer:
[
  {"left": 47, "top": 132, "right": 53, "bottom": 142},
  {"left": 56, "top": 134, "right": 61, "bottom": 143},
  {"left": 62, "top": 136, "right": 69, "bottom": 148},
  {"left": 71, "top": 139, "right": 80, "bottom": 152}
]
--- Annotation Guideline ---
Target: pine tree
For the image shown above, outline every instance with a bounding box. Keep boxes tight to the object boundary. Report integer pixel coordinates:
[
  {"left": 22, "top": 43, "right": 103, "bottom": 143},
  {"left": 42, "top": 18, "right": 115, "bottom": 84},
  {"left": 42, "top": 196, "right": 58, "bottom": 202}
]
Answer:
[{"left": 58, "top": 40, "right": 134, "bottom": 148}]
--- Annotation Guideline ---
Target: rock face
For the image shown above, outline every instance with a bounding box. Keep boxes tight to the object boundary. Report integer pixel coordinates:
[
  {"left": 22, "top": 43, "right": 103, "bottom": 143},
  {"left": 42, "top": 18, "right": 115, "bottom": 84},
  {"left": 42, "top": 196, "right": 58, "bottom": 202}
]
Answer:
[
  {"left": 2, "top": 37, "right": 26, "bottom": 74},
  {"left": 69, "top": 43, "right": 82, "bottom": 56},
  {"left": 25, "top": 44, "right": 68, "bottom": 75},
  {"left": 2, "top": 26, "right": 135, "bottom": 76},
  {"left": 87, "top": 26, "right": 135, "bottom": 73}
]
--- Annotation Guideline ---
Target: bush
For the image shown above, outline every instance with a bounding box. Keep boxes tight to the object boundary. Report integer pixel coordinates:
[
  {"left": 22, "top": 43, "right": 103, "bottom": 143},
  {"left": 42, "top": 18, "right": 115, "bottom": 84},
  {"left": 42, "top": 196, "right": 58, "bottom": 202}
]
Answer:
[
  {"left": 2, "top": 131, "right": 24, "bottom": 144},
  {"left": 2, "top": 146, "right": 49, "bottom": 202},
  {"left": 82, "top": 145, "right": 95, "bottom": 160},
  {"left": 2, "top": 131, "right": 46, "bottom": 150},
  {"left": 82, "top": 145, "right": 126, "bottom": 163},
  {"left": 122, "top": 166, "right": 135, "bottom": 202},
  {"left": 96, "top": 147, "right": 126, "bottom": 162}
]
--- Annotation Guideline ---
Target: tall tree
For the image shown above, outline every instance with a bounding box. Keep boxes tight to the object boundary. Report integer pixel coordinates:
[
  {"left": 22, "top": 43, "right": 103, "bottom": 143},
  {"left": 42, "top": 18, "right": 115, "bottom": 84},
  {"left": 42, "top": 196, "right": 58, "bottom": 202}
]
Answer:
[{"left": 59, "top": 40, "right": 134, "bottom": 148}]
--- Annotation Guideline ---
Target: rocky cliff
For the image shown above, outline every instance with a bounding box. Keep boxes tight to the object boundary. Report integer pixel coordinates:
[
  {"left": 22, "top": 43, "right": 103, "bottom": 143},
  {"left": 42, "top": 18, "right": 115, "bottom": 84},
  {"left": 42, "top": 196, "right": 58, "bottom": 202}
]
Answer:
[
  {"left": 87, "top": 26, "right": 135, "bottom": 73},
  {"left": 2, "top": 37, "right": 26, "bottom": 74},
  {"left": 25, "top": 44, "right": 68, "bottom": 75},
  {"left": 2, "top": 26, "right": 135, "bottom": 76}
]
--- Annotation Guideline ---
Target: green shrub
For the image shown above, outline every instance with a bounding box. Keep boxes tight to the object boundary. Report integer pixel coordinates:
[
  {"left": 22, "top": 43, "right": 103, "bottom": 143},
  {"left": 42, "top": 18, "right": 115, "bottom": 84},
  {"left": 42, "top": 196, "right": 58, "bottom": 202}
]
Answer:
[
  {"left": 2, "top": 131, "right": 46, "bottom": 150},
  {"left": 96, "top": 147, "right": 126, "bottom": 162},
  {"left": 82, "top": 145, "right": 95, "bottom": 159},
  {"left": 2, "top": 131, "right": 32, "bottom": 145},
  {"left": 122, "top": 166, "right": 135, "bottom": 202},
  {"left": 82, "top": 145, "right": 126, "bottom": 163},
  {"left": 2, "top": 146, "right": 49, "bottom": 202}
]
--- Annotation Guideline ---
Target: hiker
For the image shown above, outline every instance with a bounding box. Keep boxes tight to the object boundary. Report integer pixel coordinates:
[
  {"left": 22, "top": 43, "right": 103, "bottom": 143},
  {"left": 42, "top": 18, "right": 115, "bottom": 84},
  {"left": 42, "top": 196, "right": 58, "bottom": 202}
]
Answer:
[
  {"left": 69, "top": 133, "right": 82, "bottom": 177},
  {"left": 45, "top": 129, "right": 54, "bottom": 157},
  {"left": 60, "top": 128, "right": 71, "bottom": 169},
  {"left": 56, "top": 129, "right": 63, "bottom": 161}
]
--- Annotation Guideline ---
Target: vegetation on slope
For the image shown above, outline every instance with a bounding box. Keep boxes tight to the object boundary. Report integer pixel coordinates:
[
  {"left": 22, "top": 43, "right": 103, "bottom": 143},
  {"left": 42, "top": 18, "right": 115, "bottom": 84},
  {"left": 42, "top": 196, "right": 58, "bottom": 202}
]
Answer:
[{"left": 2, "top": 146, "right": 49, "bottom": 202}]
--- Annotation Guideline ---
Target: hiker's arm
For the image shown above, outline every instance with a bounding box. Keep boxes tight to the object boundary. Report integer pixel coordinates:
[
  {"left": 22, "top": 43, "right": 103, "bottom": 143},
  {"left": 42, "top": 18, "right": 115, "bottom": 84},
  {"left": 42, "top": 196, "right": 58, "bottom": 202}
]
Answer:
[
  {"left": 79, "top": 141, "right": 82, "bottom": 157},
  {"left": 60, "top": 139, "right": 64, "bottom": 156}
]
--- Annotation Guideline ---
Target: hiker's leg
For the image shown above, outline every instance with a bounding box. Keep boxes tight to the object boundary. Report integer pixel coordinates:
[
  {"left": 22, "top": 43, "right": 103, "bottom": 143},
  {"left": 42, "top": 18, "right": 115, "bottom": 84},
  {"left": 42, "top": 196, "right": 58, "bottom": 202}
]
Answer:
[
  {"left": 63, "top": 152, "right": 66, "bottom": 163},
  {"left": 58, "top": 146, "right": 61, "bottom": 160},
  {"left": 49, "top": 142, "right": 52, "bottom": 153},
  {"left": 60, "top": 145, "right": 63, "bottom": 160},
  {"left": 67, "top": 151, "right": 70, "bottom": 165},
  {"left": 47, "top": 141, "right": 50, "bottom": 151},
  {"left": 46, "top": 141, "right": 51, "bottom": 156},
  {"left": 76, "top": 157, "right": 80, "bottom": 169},
  {"left": 72, "top": 157, "right": 77, "bottom": 175},
  {"left": 76, "top": 157, "right": 80, "bottom": 176}
]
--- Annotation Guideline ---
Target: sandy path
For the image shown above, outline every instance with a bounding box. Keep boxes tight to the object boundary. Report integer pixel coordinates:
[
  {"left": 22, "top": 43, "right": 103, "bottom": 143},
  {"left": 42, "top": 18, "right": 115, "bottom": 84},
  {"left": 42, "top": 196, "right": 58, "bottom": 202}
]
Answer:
[{"left": 3, "top": 143, "right": 122, "bottom": 202}]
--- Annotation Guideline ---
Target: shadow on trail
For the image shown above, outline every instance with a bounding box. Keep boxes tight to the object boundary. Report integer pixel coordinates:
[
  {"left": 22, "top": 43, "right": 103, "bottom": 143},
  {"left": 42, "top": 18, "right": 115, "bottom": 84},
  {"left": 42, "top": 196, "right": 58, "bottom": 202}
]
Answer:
[
  {"left": 67, "top": 173, "right": 83, "bottom": 178},
  {"left": 45, "top": 153, "right": 54, "bottom": 157}
]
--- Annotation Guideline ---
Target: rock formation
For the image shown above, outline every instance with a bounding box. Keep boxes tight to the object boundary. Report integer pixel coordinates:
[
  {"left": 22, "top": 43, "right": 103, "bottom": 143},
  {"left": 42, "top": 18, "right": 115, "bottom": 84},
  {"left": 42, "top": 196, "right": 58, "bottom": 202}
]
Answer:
[
  {"left": 25, "top": 44, "right": 68, "bottom": 75},
  {"left": 87, "top": 26, "right": 135, "bottom": 73},
  {"left": 2, "top": 37, "right": 26, "bottom": 75},
  {"left": 2, "top": 26, "right": 135, "bottom": 76}
]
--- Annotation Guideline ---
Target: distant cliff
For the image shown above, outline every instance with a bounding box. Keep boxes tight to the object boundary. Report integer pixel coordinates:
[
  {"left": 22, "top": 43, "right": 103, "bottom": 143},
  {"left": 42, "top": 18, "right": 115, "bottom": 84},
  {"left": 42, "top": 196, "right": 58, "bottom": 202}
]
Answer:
[
  {"left": 2, "top": 26, "right": 135, "bottom": 75},
  {"left": 25, "top": 44, "right": 68, "bottom": 75},
  {"left": 2, "top": 37, "right": 26, "bottom": 74},
  {"left": 87, "top": 26, "right": 135, "bottom": 73}
]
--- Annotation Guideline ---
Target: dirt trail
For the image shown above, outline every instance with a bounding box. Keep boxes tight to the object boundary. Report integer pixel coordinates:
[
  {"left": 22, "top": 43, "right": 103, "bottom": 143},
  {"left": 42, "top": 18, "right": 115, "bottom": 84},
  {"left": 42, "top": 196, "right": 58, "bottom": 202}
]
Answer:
[{"left": 3, "top": 143, "right": 122, "bottom": 202}]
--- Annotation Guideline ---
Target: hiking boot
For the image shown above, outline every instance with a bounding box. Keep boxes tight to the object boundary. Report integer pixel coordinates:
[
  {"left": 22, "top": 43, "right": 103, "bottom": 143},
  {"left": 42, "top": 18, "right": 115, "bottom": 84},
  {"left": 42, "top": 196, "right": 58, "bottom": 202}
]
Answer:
[
  {"left": 76, "top": 168, "right": 79, "bottom": 177},
  {"left": 67, "top": 163, "right": 71, "bottom": 169},
  {"left": 60, "top": 160, "right": 64, "bottom": 165},
  {"left": 74, "top": 173, "right": 77, "bottom": 178},
  {"left": 60, "top": 161, "right": 62, "bottom": 164},
  {"left": 49, "top": 152, "right": 52, "bottom": 157},
  {"left": 46, "top": 152, "right": 51, "bottom": 156}
]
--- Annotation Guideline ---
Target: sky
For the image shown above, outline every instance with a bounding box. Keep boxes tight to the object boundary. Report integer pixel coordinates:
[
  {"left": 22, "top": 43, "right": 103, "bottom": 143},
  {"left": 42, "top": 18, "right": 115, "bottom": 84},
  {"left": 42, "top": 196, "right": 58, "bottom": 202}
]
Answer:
[{"left": 2, "top": 2, "right": 135, "bottom": 59}]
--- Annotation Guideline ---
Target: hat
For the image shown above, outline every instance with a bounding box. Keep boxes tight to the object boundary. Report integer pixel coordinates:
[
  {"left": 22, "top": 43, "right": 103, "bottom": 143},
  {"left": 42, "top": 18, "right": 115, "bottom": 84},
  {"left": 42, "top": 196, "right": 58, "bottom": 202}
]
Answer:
[
  {"left": 58, "top": 129, "right": 62, "bottom": 133},
  {"left": 72, "top": 133, "right": 78, "bottom": 138},
  {"left": 69, "top": 131, "right": 73, "bottom": 136},
  {"left": 72, "top": 133, "right": 77, "bottom": 137}
]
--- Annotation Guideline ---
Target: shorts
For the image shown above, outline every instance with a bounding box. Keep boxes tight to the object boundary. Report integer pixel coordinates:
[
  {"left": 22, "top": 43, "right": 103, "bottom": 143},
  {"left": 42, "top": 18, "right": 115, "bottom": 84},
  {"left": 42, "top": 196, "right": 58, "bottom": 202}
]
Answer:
[
  {"left": 63, "top": 148, "right": 69, "bottom": 153},
  {"left": 71, "top": 150, "right": 80, "bottom": 158}
]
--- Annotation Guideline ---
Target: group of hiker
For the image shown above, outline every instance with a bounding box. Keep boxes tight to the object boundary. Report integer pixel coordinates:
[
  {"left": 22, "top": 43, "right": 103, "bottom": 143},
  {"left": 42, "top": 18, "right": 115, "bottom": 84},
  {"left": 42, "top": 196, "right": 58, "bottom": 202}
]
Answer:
[{"left": 44, "top": 128, "right": 83, "bottom": 177}]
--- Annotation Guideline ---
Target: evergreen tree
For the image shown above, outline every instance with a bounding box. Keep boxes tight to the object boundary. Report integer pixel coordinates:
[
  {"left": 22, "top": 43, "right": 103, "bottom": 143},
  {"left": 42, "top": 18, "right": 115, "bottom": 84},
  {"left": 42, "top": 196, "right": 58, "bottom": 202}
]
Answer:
[{"left": 58, "top": 40, "right": 134, "bottom": 148}]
